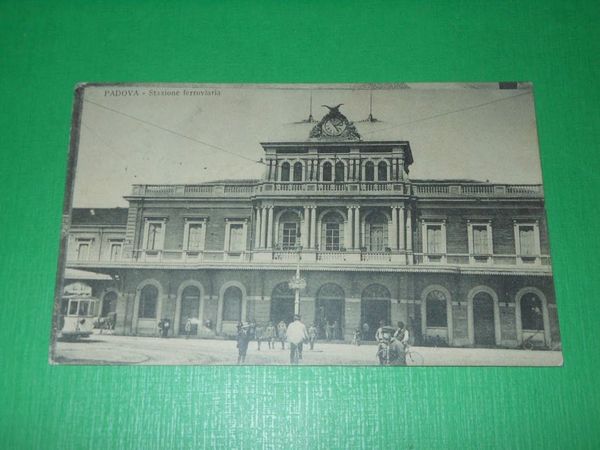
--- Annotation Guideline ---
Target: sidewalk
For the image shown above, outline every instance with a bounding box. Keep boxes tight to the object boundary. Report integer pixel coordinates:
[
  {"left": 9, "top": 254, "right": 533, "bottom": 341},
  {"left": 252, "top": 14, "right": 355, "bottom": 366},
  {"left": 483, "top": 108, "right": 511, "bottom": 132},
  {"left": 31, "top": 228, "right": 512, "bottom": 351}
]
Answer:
[{"left": 52, "top": 334, "right": 563, "bottom": 366}]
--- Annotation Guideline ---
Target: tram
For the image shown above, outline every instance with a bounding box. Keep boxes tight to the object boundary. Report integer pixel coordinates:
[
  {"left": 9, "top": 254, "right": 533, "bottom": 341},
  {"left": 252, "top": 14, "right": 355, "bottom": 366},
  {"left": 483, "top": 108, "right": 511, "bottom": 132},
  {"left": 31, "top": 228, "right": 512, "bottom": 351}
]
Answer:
[{"left": 58, "top": 283, "right": 99, "bottom": 340}]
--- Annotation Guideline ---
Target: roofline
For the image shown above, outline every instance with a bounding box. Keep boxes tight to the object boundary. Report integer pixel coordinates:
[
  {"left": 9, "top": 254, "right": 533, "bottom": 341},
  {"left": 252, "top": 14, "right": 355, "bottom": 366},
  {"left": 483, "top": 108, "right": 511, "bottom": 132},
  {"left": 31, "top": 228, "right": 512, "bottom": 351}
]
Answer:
[{"left": 260, "top": 140, "right": 410, "bottom": 146}]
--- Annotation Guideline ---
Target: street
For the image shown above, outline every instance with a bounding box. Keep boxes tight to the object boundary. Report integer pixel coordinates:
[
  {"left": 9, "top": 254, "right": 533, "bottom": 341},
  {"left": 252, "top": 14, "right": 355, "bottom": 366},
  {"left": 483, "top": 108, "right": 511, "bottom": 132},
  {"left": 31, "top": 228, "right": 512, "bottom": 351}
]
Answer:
[{"left": 52, "top": 333, "right": 563, "bottom": 366}]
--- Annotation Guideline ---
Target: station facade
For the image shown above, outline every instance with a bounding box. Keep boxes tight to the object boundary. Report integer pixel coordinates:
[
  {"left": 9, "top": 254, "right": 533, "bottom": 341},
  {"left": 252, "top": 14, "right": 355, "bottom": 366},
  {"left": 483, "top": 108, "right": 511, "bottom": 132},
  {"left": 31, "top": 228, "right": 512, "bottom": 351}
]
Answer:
[{"left": 63, "top": 107, "right": 559, "bottom": 348}]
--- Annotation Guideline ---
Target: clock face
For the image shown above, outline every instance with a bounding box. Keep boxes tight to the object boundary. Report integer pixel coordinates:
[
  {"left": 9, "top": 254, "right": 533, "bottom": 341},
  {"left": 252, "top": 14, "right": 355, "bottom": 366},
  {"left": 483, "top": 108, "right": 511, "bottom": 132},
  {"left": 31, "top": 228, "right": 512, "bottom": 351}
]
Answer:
[{"left": 322, "top": 117, "right": 346, "bottom": 136}]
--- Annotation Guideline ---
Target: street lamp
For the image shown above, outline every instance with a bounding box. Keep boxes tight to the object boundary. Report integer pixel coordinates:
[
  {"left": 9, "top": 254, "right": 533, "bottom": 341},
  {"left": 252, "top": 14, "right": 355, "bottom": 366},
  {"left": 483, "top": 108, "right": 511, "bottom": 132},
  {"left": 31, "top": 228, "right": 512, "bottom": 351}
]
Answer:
[{"left": 288, "top": 230, "right": 306, "bottom": 315}]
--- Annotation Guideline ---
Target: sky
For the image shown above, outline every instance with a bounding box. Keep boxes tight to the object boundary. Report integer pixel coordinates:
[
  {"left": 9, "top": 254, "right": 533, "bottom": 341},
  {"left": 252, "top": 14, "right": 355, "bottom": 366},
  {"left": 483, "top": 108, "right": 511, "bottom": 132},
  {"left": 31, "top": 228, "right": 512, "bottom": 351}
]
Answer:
[{"left": 73, "top": 83, "right": 543, "bottom": 207}]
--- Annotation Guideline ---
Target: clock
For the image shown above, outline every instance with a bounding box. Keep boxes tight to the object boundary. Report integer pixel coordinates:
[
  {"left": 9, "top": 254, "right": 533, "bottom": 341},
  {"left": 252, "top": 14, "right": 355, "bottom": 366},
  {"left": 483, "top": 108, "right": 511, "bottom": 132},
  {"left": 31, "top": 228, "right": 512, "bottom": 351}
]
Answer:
[{"left": 322, "top": 117, "right": 346, "bottom": 136}]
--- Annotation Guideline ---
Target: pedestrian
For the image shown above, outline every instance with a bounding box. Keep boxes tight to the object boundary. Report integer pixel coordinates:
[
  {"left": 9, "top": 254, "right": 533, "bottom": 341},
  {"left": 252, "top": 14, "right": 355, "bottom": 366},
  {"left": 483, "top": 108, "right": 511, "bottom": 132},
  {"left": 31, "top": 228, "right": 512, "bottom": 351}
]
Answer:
[
  {"left": 286, "top": 314, "right": 309, "bottom": 364},
  {"left": 362, "top": 322, "right": 370, "bottom": 341},
  {"left": 254, "top": 322, "right": 264, "bottom": 350},
  {"left": 388, "top": 331, "right": 408, "bottom": 366},
  {"left": 265, "top": 321, "right": 276, "bottom": 349},
  {"left": 333, "top": 320, "right": 341, "bottom": 340},
  {"left": 184, "top": 318, "right": 192, "bottom": 339},
  {"left": 277, "top": 320, "right": 287, "bottom": 350},
  {"left": 352, "top": 327, "right": 361, "bottom": 346},
  {"left": 394, "top": 321, "right": 409, "bottom": 346},
  {"left": 308, "top": 323, "right": 317, "bottom": 350},
  {"left": 326, "top": 321, "right": 334, "bottom": 341},
  {"left": 375, "top": 320, "right": 386, "bottom": 342},
  {"left": 237, "top": 322, "right": 252, "bottom": 364}
]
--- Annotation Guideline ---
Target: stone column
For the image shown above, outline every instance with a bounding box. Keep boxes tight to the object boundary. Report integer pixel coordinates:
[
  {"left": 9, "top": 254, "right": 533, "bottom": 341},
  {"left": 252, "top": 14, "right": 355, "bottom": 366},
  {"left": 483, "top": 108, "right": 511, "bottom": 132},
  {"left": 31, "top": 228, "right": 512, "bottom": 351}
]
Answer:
[
  {"left": 260, "top": 207, "right": 267, "bottom": 248},
  {"left": 406, "top": 207, "right": 413, "bottom": 264},
  {"left": 390, "top": 205, "right": 398, "bottom": 250},
  {"left": 345, "top": 206, "right": 353, "bottom": 250},
  {"left": 398, "top": 206, "right": 406, "bottom": 251},
  {"left": 255, "top": 207, "right": 262, "bottom": 249},
  {"left": 302, "top": 205, "right": 309, "bottom": 249},
  {"left": 353, "top": 206, "right": 360, "bottom": 249},
  {"left": 266, "top": 206, "right": 274, "bottom": 249},
  {"left": 310, "top": 206, "right": 317, "bottom": 248}
]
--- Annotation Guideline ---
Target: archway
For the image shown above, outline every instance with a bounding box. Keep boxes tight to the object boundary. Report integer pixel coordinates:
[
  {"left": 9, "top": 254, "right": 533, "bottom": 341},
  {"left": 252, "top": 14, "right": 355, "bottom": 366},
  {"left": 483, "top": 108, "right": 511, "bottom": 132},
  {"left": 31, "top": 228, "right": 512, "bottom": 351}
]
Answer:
[
  {"left": 270, "top": 282, "right": 295, "bottom": 325},
  {"left": 315, "top": 283, "right": 345, "bottom": 340},
  {"left": 179, "top": 285, "right": 201, "bottom": 336},
  {"left": 361, "top": 284, "right": 391, "bottom": 340},
  {"left": 516, "top": 287, "right": 551, "bottom": 347},
  {"left": 473, "top": 292, "right": 495, "bottom": 346},
  {"left": 420, "top": 285, "right": 453, "bottom": 346},
  {"left": 101, "top": 290, "right": 118, "bottom": 318}
]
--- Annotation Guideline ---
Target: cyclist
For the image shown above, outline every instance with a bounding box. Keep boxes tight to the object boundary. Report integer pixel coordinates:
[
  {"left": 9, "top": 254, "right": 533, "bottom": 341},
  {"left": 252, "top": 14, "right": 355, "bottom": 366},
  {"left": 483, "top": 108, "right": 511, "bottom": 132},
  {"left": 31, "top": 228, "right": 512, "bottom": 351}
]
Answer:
[{"left": 286, "top": 314, "right": 308, "bottom": 364}]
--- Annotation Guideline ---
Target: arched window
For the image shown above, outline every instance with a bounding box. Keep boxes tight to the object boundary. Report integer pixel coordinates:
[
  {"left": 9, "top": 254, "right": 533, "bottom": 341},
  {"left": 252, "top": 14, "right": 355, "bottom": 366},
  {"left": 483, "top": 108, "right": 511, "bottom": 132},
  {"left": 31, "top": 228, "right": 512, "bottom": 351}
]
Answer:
[
  {"left": 139, "top": 285, "right": 158, "bottom": 319},
  {"left": 278, "top": 210, "right": 301, "bottom": 250},
  {"left": 101, "top": 291, "right": 118, "bottom": 317},
  {"left": 426, "top": 289, "right": 447, "bottom": 328},
  {"left": 320, "top": 211, "right": 344, "bottom": 250},
  {"left": 293, "top": 162, "right": 303, "bottom": 182},
  {"left": 179, "top": 286, "right": 201, "bottom": 334},
  {"left": 280, "top": 162, "right": 290, "bottom": 182},
  {"left": 271, "top": 282, "right": 295, "bottom": 325},
  {"left": 222, "top": 286, "right": 242, "bottom": 322},
  {"left": 365, "top": 161, "right": 375, "bottom": 181},
  {"left": 378, "top": 161, "right": 388, "bottom": 181},
  {"left": 322, "top": 162, "right": 332, "bottom": 181},
  {"left": 365, "top": 212, "right": 388, "bottom": 251},
  {"left": 520, "top": 293, "right": 543, "bottom": 330},
  {"left": 335, "top": 161, "right": 345, "bottom": 182}
]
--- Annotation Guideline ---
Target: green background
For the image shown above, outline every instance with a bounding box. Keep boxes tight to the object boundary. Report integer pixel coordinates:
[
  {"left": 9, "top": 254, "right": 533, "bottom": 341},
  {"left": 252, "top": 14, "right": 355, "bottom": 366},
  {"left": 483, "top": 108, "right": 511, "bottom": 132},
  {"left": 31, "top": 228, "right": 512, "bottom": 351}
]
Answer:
[{"left": 1, "top": 1, "right": 599, "bottom": 448}]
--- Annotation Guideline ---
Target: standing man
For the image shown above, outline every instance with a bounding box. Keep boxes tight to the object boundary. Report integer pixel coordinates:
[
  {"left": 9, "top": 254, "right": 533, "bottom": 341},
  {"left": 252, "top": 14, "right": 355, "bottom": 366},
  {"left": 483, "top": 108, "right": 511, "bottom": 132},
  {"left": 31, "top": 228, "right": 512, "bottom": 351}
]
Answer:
[
  {"left": 286, "top": 314, "right": 309, "bottom": 364},
  {"left": 277, "top": 320, "right": 287, "bottom": 350},
  {"left": 394, "top": 321, "right": 409, "bottom": 345},
  {"left": 254, "top": 321, "right": 264, "bottom": 351},
  {"left": 308, "top": 323, "right": 318, "bottom": 350},
  {"left": 237, "top": 322, "right": 252, "bottom": 364},
  {"left": 265, "top": 321, "right": 276, "bottom": 349},
  {"left": 362, "top": 322, "right": 370, "bottom": 341}
]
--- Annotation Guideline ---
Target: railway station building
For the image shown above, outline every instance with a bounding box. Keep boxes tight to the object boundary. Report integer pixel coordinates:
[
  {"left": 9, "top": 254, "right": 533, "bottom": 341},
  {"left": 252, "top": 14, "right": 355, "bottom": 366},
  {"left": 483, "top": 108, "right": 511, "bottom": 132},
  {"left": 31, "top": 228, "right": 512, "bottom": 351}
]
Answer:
[{"left": 62, "top": 106, "right": 559, "bottom": 348}]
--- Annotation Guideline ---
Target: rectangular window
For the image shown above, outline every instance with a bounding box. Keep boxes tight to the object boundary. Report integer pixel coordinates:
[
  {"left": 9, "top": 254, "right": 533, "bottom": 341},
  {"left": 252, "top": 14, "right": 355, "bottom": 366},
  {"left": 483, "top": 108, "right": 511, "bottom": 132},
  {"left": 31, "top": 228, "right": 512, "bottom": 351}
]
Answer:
[
  {"left": 77, "top": 241, "right": 91, "bottom": 261},
  {"left": 472, "top": 225, "right": 489, "bottom": 255},
  {"left": 187, "top": 223, "right": 204, "bottom": 251},
  {"left": 109, "top": 242, "right": 122, "bottom": 261},
  {"left": 146, "top": 222, "right": 163, "bottom": 250},
  {"left": 427, "top": 225, "right": 443, "bottom": 254},
  {"left": 519, "top": 225, "right": 535, "bottom": 256},
  {"left": 325, "top": 223, "right": 340, "bottom": 251},
  {"left": 282, "top": 222, "right": 297, "bottom": 250},
  {"left": 68, "top": 301, "right": 79, "bottom": 315},
  {"left": 228, "top": 224, "right": 244, "bottom": 253}
]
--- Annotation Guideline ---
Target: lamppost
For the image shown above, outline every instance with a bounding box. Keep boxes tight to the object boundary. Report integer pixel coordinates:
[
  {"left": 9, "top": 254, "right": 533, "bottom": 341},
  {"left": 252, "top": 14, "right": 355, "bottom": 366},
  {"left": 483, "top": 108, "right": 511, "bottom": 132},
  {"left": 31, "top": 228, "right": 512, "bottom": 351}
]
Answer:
[{"left": 288, "top": 232, "right": 306, "bottom": 315}]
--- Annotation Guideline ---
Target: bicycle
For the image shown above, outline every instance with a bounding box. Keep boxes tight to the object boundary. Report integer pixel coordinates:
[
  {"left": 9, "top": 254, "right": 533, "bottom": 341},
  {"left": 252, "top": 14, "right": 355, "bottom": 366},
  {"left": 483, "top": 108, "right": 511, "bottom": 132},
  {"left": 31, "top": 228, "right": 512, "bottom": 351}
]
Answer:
[
  {"left": 290, "top": 342, "right": 303, "bottom": 365},
  {"left": 405, "top": 346, "right": 424, "bottom": 366},
  {"left": 521, "top": 329, "right": 544, "bottom": 350}
]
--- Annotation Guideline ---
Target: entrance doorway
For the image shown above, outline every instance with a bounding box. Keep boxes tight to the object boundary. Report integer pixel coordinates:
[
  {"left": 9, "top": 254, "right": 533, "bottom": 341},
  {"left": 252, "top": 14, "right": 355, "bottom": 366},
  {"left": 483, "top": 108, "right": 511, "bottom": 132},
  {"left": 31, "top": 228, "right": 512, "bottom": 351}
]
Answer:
[
  {"left": 315, "top": 283, "right": 345, "bottom": 340},
  {"left": 270, "top": 283, "right": 295, "bottom": 325},
  {"left": 361, "top": 284, "right": 391, "bottom": 340},
  {"left": 473, "top": 292, "right": 495, "bottom": 346},
  {"left": 179, "top": 286, "right": 201, "bottom": 336}
]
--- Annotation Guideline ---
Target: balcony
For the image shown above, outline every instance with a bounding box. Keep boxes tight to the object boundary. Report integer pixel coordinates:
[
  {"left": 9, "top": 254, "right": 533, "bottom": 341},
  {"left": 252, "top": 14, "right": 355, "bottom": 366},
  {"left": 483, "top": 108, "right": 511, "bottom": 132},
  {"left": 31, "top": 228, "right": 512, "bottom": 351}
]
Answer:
[
  {"left": 67, "top": 248, "right": 552, "bottom": 273},
  {"left": 128, "top": 181, "right": 544, "bottom": 199}
]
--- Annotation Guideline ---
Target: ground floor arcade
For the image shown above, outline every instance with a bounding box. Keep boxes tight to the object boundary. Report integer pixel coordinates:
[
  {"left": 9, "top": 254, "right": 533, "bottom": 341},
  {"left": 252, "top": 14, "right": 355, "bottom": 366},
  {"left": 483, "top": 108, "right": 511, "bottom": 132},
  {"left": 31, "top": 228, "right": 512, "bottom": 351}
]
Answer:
[{"left": 69, "top": 267, "right": 560, "bottom": 349}]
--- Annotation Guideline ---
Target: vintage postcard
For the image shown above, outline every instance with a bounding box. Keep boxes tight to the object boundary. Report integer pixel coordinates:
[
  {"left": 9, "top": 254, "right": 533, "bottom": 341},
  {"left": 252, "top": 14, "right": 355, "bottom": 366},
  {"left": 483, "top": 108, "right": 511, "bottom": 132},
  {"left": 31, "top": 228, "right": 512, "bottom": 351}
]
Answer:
[{"left": 50, "top": 83, "right": 562, "bottom": 366}]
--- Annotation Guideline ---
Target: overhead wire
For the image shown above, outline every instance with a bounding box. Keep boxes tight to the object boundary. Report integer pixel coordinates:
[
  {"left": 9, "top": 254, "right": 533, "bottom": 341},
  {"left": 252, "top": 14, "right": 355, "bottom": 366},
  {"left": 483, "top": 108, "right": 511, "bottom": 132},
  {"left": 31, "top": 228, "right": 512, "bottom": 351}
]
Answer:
[{"left": 83, "top": 98, "right": 266, "bottom": 165}]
